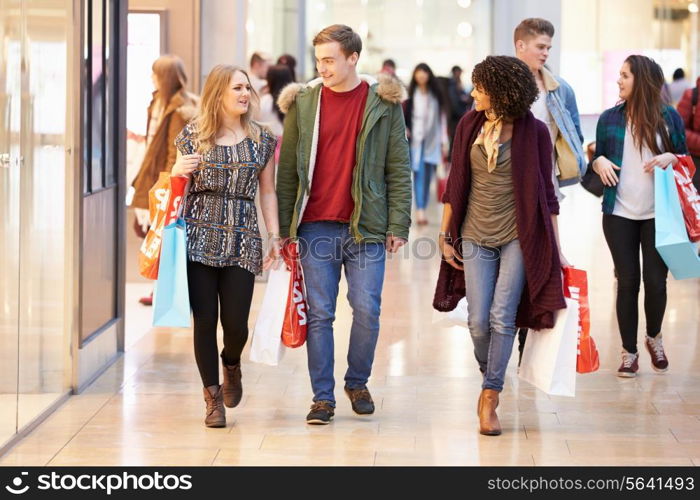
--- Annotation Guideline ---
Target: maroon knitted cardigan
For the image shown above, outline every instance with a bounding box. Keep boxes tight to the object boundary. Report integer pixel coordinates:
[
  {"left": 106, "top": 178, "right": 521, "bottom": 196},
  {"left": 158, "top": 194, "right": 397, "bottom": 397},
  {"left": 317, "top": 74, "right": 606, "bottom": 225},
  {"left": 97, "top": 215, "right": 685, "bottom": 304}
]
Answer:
[{"left": 433, "top": 109, "right": 566, "bottom": 330}]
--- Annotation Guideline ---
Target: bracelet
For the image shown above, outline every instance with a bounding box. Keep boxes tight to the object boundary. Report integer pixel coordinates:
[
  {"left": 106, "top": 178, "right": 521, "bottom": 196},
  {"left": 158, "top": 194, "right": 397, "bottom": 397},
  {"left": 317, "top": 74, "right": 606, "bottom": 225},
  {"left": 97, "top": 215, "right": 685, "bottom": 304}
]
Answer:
[
  {"left": 438, "top": 231, "right": 448, "bottom": 237},
  {"left": 268, "top": 232, "right": 280, "bottom": 239}
]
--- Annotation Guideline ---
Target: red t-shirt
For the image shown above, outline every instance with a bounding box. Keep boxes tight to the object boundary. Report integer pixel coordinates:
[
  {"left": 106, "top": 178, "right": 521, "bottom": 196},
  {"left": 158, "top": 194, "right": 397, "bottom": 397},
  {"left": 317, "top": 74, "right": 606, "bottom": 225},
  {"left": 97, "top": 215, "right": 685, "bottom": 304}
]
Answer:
[{"left": 302, "top": 81, "right": 369, "bottom": 223}]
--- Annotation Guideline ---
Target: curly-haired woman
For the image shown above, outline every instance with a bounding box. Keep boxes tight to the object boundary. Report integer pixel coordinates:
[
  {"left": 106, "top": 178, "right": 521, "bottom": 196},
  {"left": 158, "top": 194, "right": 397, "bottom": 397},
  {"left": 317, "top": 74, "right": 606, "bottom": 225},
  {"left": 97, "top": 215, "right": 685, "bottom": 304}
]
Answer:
[
  {"left": 591, "top": 55, "right": 687, "bottom": 377},
  {"left": 433, "top": 56, "right": 567, "bottom": 436}
]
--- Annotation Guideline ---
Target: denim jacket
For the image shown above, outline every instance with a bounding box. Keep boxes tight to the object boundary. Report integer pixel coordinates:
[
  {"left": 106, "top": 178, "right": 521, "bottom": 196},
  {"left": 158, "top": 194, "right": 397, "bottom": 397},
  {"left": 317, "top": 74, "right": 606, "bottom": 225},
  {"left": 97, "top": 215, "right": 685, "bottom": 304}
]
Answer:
[{"left": 541, "top": 68, "right": 587, "bottom": 186}]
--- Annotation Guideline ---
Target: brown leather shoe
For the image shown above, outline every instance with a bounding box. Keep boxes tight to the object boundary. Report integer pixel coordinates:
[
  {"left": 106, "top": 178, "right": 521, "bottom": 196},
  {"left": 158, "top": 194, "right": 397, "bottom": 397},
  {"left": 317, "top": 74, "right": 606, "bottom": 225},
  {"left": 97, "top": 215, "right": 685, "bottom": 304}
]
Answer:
[
  {"left": 221, "top": 357, "right": 242, "bottom": 408},
  {"left": 478, "top": 389, "right": 501, "bottom": 436},
  {"left": 203, "top": 385, "right": 226, "bottom": 428}
]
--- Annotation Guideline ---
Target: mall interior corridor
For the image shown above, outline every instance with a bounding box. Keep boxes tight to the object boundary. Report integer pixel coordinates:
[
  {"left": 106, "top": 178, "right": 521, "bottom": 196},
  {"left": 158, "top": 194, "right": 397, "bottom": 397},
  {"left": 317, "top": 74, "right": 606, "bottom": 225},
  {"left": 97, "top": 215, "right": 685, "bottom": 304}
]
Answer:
[{"left": 1, "top": 190, "right": 699, "bottom": 467}]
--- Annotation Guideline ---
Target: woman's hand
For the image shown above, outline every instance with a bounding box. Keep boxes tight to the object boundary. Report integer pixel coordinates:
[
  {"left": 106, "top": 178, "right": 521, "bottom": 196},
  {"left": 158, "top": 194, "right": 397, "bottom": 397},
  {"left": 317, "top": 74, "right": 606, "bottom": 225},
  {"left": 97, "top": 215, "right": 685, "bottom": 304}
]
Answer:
[
  {"left": 643, "top": 152, "right": 677, "bottom": 173},
  {"left": 171, "top": 153, "right": 201, "bottom": 177},
  {"left": 439, "top": 234, "right": 463, "bottom": 271},
  {"left": 592, "top": 156, "right": 621, "bottom": 186},
  {"left": 263, "top": 236, "right": 283, "bottom": 271}
]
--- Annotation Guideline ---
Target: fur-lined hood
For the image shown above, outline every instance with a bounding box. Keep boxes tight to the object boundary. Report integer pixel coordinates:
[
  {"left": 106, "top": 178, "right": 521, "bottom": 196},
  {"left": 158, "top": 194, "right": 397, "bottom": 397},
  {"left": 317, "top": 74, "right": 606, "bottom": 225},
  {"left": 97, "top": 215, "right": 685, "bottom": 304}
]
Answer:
[{"left": 277, "top": 73, "right": 405, "bottom": 114}]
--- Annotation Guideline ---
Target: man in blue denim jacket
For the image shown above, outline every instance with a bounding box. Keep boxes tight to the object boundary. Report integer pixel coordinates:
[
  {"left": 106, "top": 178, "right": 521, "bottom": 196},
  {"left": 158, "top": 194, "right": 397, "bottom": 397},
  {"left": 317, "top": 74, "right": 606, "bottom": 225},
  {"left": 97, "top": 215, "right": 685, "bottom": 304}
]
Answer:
[
  {"left": 514, "top": 18, "right": 587, "bottom": 201},
  {"left": 514, "top": 18, "right": 586, "bottom": 363}
]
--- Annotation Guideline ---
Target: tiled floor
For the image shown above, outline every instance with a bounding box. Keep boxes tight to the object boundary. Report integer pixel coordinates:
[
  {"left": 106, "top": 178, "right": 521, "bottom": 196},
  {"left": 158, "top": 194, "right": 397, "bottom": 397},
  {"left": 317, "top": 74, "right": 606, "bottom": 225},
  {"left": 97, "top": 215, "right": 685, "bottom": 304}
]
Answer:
[{"left": 2, "top": 187, "right": 699, "bottom": 466}]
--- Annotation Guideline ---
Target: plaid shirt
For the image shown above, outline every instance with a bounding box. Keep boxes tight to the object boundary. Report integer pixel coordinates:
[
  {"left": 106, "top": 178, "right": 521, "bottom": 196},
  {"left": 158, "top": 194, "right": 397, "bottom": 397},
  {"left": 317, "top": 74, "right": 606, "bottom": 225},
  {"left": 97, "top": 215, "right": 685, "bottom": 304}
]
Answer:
[{"left": 592, "top": 103, "right": 688, "bottom": 214}]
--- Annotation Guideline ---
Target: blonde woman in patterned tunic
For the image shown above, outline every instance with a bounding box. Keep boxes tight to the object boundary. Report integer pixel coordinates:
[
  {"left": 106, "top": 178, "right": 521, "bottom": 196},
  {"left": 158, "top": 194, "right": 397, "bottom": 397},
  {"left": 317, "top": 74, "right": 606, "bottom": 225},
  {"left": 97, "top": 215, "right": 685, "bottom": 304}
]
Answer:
[{"left": 171, "top": 65, "right": 280, "bottom": 428}]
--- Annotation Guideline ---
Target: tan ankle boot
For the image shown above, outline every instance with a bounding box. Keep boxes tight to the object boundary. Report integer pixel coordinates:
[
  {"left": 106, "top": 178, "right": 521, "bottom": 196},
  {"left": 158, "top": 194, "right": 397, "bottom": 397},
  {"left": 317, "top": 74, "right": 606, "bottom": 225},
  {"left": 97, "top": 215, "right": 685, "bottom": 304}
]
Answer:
[
  {"left": 221, "top": 357, "right": 242, "bottom": 408},
  {"left": 478, "top": 389, "right": 501, "bottom": 436},
  {"left": 203, "top": 385, "right": 226, "bottom": 428}
]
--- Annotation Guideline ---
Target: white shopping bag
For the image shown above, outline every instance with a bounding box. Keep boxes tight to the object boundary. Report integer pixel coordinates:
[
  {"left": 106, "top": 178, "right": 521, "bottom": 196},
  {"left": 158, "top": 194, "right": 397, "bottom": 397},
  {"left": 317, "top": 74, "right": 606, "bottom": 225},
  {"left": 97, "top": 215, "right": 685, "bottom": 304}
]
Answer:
[
  {"left": 250, "top": 265, "right": 290, "bottom": 366},
  {"left": 432, "top": 297, "right": 469, "bottom": 327},
  {"left": 518, "top": 297, "right": 579, "bottom": 397}
]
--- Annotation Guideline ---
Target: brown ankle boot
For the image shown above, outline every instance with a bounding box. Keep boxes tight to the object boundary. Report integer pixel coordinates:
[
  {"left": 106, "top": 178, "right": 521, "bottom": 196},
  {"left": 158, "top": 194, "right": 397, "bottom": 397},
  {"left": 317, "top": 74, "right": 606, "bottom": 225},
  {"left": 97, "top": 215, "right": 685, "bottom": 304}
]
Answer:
[
  {"left": 203, "top": 385, "right": 226, "bottom": 428},
  {"left": 221, "top": 356, "right": 242, "bottom": 408},
  {"left": 478, "top": 389, "right": 501, "bottom": 436}
]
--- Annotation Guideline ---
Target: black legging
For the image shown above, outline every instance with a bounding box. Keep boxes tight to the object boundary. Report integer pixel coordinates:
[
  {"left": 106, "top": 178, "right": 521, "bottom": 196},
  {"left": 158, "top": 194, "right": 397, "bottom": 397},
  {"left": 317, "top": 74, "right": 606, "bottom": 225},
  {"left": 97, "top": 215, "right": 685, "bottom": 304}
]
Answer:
[
  {"left": 602, "top": 214, "right": 668, "bottom": 354},
  {"left": 187, "top": 261, "right": 255, "bottom": 387}
]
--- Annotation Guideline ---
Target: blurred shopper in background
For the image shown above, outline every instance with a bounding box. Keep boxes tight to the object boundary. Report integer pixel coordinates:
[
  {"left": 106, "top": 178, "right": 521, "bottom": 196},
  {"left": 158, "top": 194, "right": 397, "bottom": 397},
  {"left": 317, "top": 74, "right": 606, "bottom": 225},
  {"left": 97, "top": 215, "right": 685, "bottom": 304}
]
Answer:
[
  {"left": 675, "top": 73, "right": 700, "bottom": 189},
  {"left": 130, "top": 54, "right": 198, "bottom": 306},
  {"left": 435, "top": 55, "right": 567, "bottom": 436},
  {"left": 513, "top": 18, "right": 585, "bottom": 363},
  {"left": 379, "top": 58, "right": 397, "bottom": 79},
  {"left": 446, "top": 65, "right": 473, "bottom": 158},
  {"left": 258, "top": 64, "right": 294, "bottom": 139},
  {"left": 404, "top": 62, "right": 448, "bottom": 225},
  {"left": 591, "top": 55, "right": 687, "bottom": 378},
  {"left": 249, "top": 52, "right": 271, "bottom": 94},
  {"left": 668, "top": 68, "right": 690, "bottom": 106},
  {"left": 171, "top": 65, "right": 280, "bottom": 428},
  {"left": 277, "top": 53, "right": 298, "bottom": 82},
  {"left": 277, "top": 24, "right": 411, "bottom": 425}
]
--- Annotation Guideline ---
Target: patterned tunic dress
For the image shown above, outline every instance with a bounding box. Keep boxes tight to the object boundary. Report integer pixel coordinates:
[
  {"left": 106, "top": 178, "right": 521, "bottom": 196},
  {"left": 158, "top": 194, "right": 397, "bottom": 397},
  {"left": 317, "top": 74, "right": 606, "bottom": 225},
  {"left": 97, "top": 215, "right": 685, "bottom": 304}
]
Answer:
[{"left": 175, "top": 122, "right": 277, "bottom": 275}]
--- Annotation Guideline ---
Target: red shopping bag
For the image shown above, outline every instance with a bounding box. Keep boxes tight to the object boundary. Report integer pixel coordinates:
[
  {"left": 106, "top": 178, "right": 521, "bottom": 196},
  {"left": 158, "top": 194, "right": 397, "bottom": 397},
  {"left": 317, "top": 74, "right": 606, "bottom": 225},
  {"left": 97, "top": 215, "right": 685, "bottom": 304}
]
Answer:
[
  {"left": 138, "top": 174, "right": 188, "bottom": 279},
  {"left": 673, "top": 155, "right": 700, "bottom": 242},
  {"left": 562, "top": 267, "right": 600, "bottom": 374},
  {"left": 281, "top": 242, "right": 307, "bottom": 348}
]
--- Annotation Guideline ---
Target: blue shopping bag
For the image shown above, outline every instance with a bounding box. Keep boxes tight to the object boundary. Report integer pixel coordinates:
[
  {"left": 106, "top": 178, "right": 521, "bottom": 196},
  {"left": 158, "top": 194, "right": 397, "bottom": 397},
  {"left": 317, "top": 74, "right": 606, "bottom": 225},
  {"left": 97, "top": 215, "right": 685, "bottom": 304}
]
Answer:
[
  {"left": 654, "top": 167, "right": 700, "bottom": 280},
  {"left": 153, "top": 217, "right": 191, "bottom": 327}
]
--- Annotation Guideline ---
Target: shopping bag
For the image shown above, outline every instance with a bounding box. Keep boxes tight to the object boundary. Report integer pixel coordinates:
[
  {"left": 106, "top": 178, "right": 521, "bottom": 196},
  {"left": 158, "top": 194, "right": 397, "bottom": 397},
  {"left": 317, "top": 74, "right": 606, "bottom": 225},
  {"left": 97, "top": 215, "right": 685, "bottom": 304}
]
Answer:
[
  {"left": 562, "top": 267, "right": 599, "bottom": 374},
  {"left": 250, "top": 265, "right": 291, "bottom": 365},
  {"left": 654, "top": 167, "right": 700, "bottom": 280},
  {"left": 432, "top": 297, "right": 468, "bottom": 327},
  {"left": 152, "top": 217, "right": 191, "bottom": 327},
  {"left": 673, "top": 156, "right": 700, "bottom": 242},
  {"left": 281, "top": 242, "right": 308, "bottom": 348},
  {"left": 518, "top": 298, "right": 579, "bottom": 397},
  {"left": 138, "top": 174, "right": 188, "bottom": 279}
]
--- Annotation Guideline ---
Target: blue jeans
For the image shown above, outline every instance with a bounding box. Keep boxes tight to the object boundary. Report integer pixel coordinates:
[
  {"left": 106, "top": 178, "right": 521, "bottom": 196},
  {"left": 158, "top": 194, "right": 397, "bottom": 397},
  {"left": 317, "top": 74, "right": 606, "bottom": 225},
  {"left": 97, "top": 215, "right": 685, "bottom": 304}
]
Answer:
[
  {"left": 298, "top": 222, "right": 386, "bottom": 404},
  {"left": 462, "top": 239, "right": 527, "bottom": 392},
  {"left": 413, "top": 161, "right": 436, "bottom": 210}
]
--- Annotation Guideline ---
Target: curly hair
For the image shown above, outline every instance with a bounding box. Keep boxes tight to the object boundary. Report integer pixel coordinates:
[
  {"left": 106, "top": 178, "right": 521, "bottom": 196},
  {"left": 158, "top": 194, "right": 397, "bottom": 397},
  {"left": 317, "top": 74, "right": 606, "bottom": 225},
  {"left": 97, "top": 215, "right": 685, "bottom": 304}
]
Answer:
[{"left": 471, "top": 56, "right": 538, "bottom": 120}]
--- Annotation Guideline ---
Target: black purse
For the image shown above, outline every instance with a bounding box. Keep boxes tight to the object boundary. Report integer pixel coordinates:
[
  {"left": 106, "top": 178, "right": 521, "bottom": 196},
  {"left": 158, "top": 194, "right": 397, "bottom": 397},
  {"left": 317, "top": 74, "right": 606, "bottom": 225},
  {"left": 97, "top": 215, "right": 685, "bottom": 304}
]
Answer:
[{"left": 581, "top": 165, "right": 605, "bottom": 197}]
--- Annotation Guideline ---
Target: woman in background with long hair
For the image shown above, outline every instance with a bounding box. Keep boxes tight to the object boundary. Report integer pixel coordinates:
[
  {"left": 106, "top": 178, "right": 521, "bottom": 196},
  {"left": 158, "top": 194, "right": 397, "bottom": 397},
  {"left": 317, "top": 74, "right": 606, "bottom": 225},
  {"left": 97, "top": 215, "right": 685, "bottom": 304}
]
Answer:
[
  {"left": 403, "top": 62, "right": 449, "bottom": 225},
  {"left": 131, "top": 54, "right": 198, "bottom": 305}
]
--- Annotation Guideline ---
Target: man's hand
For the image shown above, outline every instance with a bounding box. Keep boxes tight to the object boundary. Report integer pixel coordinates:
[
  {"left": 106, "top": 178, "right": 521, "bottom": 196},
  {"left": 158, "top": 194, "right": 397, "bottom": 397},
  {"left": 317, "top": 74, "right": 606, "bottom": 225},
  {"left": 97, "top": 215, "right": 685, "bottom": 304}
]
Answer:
[{"left": 386, "top": 234, "right": 407, "bottom": 253}]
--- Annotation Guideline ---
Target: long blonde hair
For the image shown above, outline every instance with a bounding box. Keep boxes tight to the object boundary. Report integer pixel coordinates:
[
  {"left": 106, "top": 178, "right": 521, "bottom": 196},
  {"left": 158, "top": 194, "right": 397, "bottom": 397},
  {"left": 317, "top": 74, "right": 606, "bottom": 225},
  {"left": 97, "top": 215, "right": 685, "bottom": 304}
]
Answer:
[
  {"left": 152, "top": 55, "right": 187, "bottom": 105},
  {"left": 194, "top": 65, "right": 261, "bottom": 153}
]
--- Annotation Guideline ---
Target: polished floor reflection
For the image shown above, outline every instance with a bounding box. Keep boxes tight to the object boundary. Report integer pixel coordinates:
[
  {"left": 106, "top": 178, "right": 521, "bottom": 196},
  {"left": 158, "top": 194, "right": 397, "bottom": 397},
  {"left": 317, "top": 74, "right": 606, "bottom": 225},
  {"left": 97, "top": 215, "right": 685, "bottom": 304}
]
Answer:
[{"left": 2, "top": 187, "right": 700, "bottom": 466}]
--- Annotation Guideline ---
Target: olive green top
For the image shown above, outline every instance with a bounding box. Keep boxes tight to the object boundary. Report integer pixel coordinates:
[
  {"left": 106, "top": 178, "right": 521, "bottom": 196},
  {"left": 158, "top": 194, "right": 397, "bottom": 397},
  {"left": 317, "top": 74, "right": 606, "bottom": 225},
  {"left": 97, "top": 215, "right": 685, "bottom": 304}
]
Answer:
[{"left": 461, "top": 140, "right": 518, "bottom": 247}]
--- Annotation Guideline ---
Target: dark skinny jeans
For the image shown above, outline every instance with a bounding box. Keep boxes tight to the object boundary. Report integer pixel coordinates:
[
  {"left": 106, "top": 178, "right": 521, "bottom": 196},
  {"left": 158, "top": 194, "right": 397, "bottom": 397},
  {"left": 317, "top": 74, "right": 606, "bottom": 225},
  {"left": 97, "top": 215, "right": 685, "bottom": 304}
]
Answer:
[
  {"left": 602, "top": 214, "right": 668, "bottom": 354},
  {"left": 187, "top": 261, "right": 255, "bottom": 387}
]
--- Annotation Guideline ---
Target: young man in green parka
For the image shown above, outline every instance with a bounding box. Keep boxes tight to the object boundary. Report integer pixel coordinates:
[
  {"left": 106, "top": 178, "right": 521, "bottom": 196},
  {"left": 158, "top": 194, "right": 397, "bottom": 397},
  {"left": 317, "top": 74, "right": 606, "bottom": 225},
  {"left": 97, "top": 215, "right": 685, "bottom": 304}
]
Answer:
[{"left": 276, "top": 24, "right": 412, "bottom": 424}]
